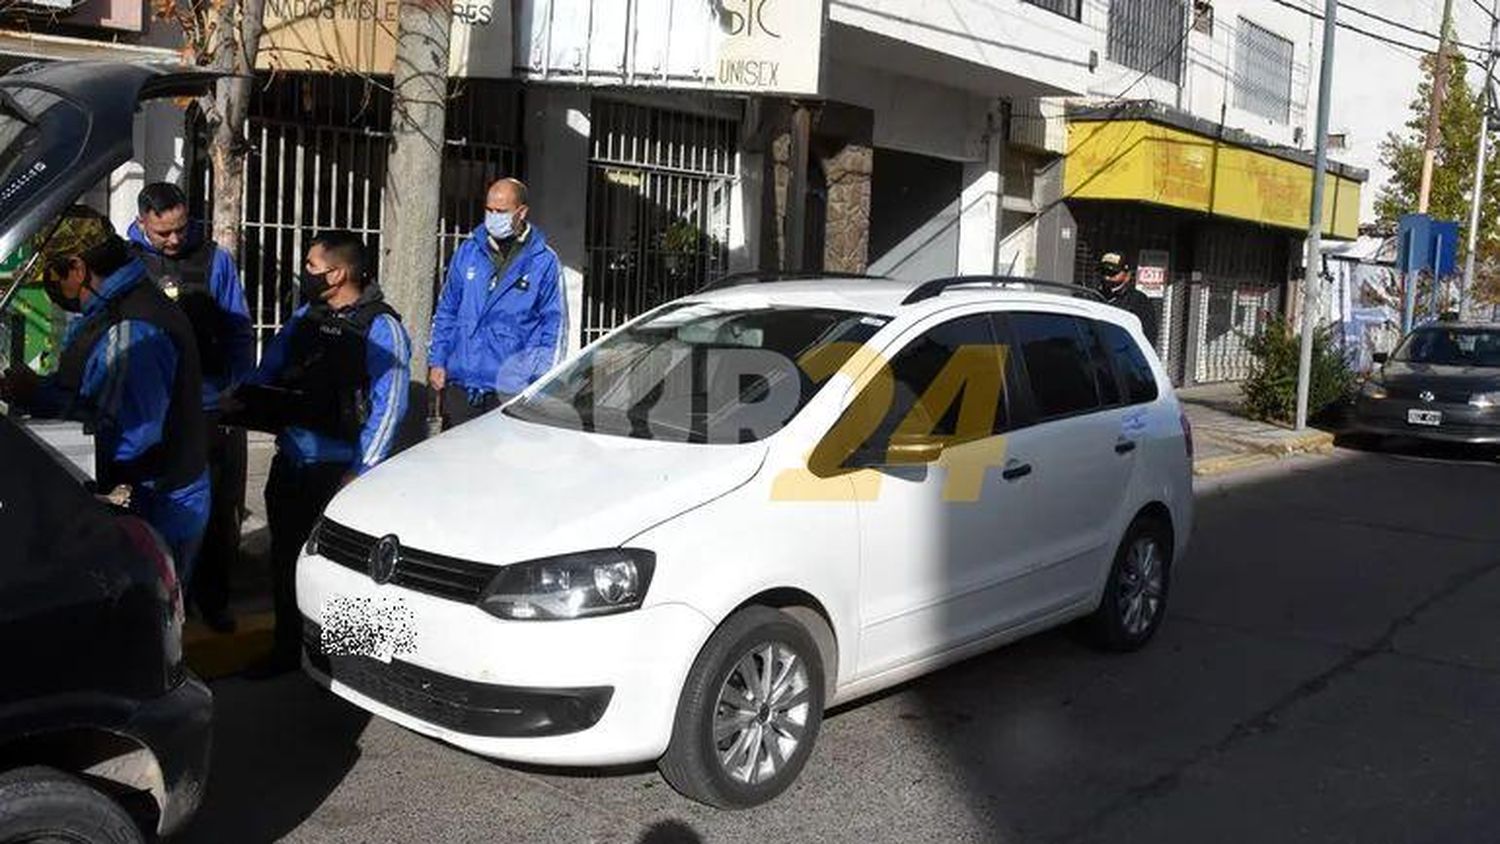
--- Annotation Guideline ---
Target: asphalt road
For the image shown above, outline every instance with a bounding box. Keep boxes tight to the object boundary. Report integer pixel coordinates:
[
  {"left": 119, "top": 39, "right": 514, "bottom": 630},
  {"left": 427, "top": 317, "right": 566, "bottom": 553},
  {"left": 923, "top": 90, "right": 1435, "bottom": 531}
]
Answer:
[{"left": 180, "top": 444, "right": 1500, "bottom": 844}]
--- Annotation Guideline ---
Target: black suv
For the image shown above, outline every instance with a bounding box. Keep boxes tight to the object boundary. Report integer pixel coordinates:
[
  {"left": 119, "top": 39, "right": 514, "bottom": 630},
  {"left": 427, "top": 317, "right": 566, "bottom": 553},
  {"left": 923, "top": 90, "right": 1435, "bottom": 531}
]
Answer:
[{"left": 0, "top": 62, "right": 219, "bottom": 843}]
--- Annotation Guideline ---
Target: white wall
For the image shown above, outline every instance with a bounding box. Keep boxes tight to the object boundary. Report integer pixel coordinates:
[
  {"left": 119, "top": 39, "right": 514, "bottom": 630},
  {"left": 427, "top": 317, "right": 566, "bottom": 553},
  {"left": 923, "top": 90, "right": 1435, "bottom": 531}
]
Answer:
[{"left": 522, "top": 88, "right": 590, "bottom": 354}]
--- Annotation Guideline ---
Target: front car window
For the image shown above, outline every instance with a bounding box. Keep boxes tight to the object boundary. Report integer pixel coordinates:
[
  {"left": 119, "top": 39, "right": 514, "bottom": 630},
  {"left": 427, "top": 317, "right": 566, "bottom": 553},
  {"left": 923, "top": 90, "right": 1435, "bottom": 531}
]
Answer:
[
  {"left": 504, "top": 303, "right": 889, "bottom": 443},
  {"left": 1394, "top": 327, "right": 1500, "bottom": 368}
]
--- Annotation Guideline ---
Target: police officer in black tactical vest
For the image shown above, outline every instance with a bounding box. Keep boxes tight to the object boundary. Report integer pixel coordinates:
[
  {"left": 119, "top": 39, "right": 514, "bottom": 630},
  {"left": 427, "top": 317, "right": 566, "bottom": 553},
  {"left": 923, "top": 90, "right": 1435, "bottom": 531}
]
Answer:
[
  {"left": 128, "top": 183, "right": 254, "bottom": 634},
  {"left": 227, "top": 230, "right": 411, "bottom": 677}
]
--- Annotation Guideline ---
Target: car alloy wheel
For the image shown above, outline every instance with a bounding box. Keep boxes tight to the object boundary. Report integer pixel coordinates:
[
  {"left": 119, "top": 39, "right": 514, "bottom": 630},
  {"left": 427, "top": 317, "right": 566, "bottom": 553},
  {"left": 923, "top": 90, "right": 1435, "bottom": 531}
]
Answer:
[
  {"left": 660, "top": 606, "right": 826, "bottom": 808},
  {"left": 1087, "top": 515, "right": 1173, "bottom": 652},
  {"left": 1117, "top": 536, "right": 1166, "bottom": 638},
  {"left": 713, "top": 641, "right": 813, "bottom": 786}
]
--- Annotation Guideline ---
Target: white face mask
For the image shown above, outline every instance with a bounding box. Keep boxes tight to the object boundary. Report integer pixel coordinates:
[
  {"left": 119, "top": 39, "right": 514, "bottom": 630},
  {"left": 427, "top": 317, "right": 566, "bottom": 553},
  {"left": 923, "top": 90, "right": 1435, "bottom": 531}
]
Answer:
[{"left": 485, "top": 210, "right": 515, "bottom": 240}]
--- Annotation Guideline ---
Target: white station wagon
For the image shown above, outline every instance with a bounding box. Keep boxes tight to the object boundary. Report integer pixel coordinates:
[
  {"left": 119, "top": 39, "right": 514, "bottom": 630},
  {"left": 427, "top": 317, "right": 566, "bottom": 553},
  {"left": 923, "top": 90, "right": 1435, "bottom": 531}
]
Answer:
[{"left": 297, "top": 275, "right": 1194, "bottom": 807}]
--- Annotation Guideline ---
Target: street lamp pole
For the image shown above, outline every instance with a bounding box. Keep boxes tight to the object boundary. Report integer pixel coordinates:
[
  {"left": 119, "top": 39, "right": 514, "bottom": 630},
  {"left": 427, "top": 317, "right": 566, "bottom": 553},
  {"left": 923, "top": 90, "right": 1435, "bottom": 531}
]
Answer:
[
  {"left": 1461, "top": 0, "right": 1500, "bottom": 318},
  {"left": 1295, "top": 0, "right": 1339, "bottom": 431}
]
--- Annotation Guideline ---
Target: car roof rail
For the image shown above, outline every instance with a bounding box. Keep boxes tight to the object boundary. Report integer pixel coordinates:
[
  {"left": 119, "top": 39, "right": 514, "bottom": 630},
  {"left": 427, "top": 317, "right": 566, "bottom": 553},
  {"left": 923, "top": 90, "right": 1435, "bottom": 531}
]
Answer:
[
  {"left": 697, "top": 270, "right": 889, "bottom": 294},
  {"left": 901, "top": 275, "right": 1104, "bottom": 305}
]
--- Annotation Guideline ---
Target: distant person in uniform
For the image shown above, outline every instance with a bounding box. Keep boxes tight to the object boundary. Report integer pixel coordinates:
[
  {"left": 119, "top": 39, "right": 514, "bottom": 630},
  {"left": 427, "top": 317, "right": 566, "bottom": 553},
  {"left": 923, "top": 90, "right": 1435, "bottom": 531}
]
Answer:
[
  {"left": 427, "top": 178, "right": 568, "bottom": 429},
  {"left": 228, "top": 231, "right": 410, "bottom": 677},
  {"left": 1098, "top": 252, "right": 1160, "bottom": 349},
  {"left": 129, "top": 182, "right": 253, "bottom": 634},
  {"left": 1, "top": 207, "right": 210, "bottom": 574}
]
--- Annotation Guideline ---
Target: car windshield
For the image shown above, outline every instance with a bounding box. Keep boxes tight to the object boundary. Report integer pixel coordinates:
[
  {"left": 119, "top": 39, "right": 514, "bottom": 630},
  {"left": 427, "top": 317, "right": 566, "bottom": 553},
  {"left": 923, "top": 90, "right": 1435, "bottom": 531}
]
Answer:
[
  {"left": 1393, "top": 326, "right": 1500, "bottom": 367},
  {"left": 504, "top": 303, "right": 890, "bottom": 443}
]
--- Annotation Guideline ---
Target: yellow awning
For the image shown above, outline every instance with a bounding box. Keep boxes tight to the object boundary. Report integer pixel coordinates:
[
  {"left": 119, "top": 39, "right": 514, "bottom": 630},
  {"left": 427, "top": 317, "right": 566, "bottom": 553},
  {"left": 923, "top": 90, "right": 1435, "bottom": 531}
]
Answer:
[{"left": 1065, "top": 119, "right": 1363, "bottom": 240}]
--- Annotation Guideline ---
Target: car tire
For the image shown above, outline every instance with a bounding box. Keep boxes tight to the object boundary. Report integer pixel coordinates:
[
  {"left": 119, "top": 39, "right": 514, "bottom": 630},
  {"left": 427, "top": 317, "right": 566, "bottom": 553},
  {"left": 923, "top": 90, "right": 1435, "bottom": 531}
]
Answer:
[
  {"left": 659, "top": 606, "right": 825, "bottom": 809},
  {"left": 0, "top": 766, "right": 143, "bottom": 844},
  {"left": 1086, "top": 515, "right": 1173, "bottom": 653}
]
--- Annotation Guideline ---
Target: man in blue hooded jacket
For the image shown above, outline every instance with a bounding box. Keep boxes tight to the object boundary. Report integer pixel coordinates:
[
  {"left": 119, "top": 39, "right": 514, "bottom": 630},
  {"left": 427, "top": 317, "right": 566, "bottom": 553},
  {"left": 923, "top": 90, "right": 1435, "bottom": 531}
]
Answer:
[
  {"left": 427, "top": 178, "right": 568, "bottom": 429},
  {"left": 1, "top": 207, "right": 210, "bottom": 575},
  {"left": 128, "top": 182, "right": 253, "bottom": 632}
]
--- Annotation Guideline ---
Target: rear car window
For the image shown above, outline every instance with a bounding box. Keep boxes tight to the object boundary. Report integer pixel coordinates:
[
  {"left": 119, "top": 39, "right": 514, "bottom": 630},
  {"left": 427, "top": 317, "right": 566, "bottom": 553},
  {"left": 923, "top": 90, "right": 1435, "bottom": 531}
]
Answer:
[
  {"left": 1012, "top": 312, "right": 1102, "bottom": 419},
  {"left": 1098, "top": 320, "right": 1159, "bottom": 405}
]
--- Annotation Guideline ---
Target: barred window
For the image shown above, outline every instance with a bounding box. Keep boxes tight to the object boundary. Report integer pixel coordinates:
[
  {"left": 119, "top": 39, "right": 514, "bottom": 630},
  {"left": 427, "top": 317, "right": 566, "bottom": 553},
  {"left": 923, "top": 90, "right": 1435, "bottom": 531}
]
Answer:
[
  {"left": 1234, "top": 19, "right": 1294, "bottom": 123},
  {"left": 1107, "top": 0, "right": 1187, "bottom": 85},
  {"left": 1023, "top": 0, "right": 1081, "bottom": 20}
]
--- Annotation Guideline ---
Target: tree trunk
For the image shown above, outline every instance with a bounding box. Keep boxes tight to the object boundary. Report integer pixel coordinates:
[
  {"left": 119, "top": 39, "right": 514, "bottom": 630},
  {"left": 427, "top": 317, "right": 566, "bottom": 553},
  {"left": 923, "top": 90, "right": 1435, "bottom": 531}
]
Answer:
[
  {"left": 206, "top": 0, "right": 266, "bottom": 262},
  {"left": 380, "top": 0, "right": 451, "bottom": 381}
]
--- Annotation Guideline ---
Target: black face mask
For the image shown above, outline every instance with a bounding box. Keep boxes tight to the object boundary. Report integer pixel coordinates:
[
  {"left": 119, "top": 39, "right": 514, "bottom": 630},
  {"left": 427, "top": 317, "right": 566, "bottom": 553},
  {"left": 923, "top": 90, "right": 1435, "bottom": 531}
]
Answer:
[{"left": 299, "top": 269, "right": 331, "bottom": 304}]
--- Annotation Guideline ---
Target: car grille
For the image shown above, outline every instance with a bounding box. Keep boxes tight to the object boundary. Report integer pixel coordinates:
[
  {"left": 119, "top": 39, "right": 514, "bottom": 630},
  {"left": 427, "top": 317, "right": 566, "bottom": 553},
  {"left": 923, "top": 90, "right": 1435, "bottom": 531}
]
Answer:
[
  {"left": 1385, "top": 383, "right": 1474, "bottom": 403},
  {"left": 313, "top": 519, "right": 497, "bottom": 604}
]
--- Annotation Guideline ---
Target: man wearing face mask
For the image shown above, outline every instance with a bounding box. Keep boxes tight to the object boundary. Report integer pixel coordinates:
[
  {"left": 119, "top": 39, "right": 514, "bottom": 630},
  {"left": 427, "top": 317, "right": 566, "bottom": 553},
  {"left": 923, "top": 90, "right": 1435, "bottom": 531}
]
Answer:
[
  {"left": 1097, "top": 252, "right": 1160, "bottom": 350},
  {"left": 0, "top": 207, "right": 210, "bottom": 573},
  {"left": 428, "top": 177, "right": 567, "bottom": 429},
  {"left": 229, "top": 230, "right": 410, "bottom": 675}
]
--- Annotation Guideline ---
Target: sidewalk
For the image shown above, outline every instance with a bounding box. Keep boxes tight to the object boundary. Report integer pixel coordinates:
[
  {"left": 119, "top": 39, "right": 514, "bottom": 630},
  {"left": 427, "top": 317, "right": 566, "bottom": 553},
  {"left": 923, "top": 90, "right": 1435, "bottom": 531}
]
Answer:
[
  {"left": 1178, "top": 382, "right": 1336, "bottom": 476},
  {"left": 185, "top": 387, "right": 1336, "bottom": 677}
]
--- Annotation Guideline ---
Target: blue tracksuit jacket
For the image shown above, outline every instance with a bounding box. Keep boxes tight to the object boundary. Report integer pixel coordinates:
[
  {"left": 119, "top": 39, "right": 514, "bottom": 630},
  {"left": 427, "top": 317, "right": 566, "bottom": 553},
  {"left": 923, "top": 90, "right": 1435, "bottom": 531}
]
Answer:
[
  {"left": 427, "top": 225, "right": 568, "bottom": 396},
  {"left": 26, "top": 261, "right": 211, "bottom": 573},
  {"left": 126, "top": 221, "right": 253, "bottom": 410},
  {"left": 248, "top": 290, "right": 411, "bottom": 476}
]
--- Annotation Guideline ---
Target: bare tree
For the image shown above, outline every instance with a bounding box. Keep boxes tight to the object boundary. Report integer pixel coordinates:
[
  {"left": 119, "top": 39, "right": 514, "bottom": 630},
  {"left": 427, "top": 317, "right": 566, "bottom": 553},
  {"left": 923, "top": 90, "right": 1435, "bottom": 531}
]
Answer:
[
  {"left": 154, "top": 0, "right": 267, "bottom": 260},
  {"left": 380, "top": 0, "right": 451, "bottom": 382}
]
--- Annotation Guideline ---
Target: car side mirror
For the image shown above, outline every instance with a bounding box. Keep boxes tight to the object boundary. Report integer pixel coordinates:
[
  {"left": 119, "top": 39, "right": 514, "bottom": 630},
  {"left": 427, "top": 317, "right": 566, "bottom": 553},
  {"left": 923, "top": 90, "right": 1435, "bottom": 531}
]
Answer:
[{"left": 1372, "top": 352, "right": 1389, "bottom": 365}]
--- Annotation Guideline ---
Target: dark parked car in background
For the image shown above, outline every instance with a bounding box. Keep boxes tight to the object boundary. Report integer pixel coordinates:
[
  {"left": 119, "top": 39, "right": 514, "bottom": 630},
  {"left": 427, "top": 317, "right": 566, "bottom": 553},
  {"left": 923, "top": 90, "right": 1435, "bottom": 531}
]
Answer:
[
  {"left": 1350, "top": 322, "right": 1500, "bottom": 447},
  {"left": 0, "top": 62, "right": 220, "bottom": 843},
  {"left": 0, "top": 416, "right": 211, "bottom": 843}
]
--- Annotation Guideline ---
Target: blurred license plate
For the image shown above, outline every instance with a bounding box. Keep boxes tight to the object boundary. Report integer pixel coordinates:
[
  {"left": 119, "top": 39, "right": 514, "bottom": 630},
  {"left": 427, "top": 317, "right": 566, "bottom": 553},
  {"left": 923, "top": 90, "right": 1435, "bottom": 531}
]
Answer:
[
  {"left": 1407, "top": 409, "right": 1443, "bottom": 426},
  {"left": 320, "top": 595, "right": 416, "bottom": 663}
]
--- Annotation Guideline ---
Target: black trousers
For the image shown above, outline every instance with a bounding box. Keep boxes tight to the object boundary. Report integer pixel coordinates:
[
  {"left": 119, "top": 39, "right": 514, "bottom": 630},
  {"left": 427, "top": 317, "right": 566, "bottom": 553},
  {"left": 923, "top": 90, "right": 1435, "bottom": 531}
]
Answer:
[
  {"left": 190, "top": 424, "right": 247, "bottom": 616},
  {"left": 265, "top": 454, "right": 347, "bottom": 659},
  {"left": 439, "top": 383, "right": 511, "bottom": 430}
]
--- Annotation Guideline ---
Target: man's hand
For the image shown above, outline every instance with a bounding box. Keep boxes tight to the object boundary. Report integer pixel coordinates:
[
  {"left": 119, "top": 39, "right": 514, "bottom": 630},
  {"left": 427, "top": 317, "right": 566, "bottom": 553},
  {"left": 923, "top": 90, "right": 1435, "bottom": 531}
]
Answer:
[
  {"left": 0, "top": 364, "right": 40, "bottom": 405},
  {"left": 428, "top": 366, "right": 447, "bottom": 392}
]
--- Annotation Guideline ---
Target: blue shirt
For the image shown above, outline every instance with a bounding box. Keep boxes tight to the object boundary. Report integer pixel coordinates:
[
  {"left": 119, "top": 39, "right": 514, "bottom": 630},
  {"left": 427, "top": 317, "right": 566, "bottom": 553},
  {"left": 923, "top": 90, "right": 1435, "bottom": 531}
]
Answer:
[
  {"left": 428, "top": 225, "right": 568, "bottom": 396},
  {"left": 127, "top": 220, "right": 254, "bottom": 409},
  {"left": 25, "top": 260, "right": 210, "bottom": 569},
  {"left": 250, "top": 296, "right": 411, "bottom": 475}
]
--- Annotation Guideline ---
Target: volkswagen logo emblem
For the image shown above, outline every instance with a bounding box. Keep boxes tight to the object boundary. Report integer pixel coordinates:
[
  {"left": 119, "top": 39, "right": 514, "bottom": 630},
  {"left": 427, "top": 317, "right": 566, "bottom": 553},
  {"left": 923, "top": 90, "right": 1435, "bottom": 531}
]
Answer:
[
  {"left": 1419, "top": 390, "right": 1436, "bottom": 404},
  {"left": 369, "top": 535, "right": 401, "bottom": 585}
]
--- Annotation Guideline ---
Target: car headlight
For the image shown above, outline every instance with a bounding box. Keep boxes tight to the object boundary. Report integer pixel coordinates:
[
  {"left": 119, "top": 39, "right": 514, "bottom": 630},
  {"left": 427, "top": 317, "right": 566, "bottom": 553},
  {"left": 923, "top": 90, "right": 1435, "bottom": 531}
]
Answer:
[
  {"left": 1360, "top": 380, "right": 1388, "bottom": 400},
  {"left": 479, "top": 549, "right": 656, "bottom": 621},
  {"left": 1469, "top": 391, "right": 1500, "bottom": 408}
]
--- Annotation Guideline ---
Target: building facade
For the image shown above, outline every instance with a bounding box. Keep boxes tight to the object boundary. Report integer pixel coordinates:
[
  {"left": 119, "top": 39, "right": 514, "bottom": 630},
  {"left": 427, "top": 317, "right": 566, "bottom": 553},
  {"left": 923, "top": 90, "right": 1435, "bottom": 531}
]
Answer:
[{"left": 24, "top": 0, "right": 1478, "bottom": 387}]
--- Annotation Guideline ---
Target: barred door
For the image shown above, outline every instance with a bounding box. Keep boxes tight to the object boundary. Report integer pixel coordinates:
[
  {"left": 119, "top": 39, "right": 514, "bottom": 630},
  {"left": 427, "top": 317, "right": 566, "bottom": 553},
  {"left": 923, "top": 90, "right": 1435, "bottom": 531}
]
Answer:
[
  {"left": 193, "top": 74, "right": 522, "bottom": 359},
  {"left": 583, "top": 99, "right": 738, "bottom": 343}
]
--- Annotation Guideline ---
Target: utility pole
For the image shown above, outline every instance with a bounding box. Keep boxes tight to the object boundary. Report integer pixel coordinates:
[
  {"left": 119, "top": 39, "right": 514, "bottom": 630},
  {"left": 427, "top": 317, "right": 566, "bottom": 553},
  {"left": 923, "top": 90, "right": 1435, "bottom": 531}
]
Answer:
[
  {"left": 1461, "top": 0, "right": 1500, "bottom": 317},
  {"left": 381, "top": 0, "right": 451, "bottom": 405},
  {"left": 1418, "top": 0, "right": 1458, "bottom": 212},
  {"left": 1295, "top": 0, "right": 1339, "bottom": 432}
]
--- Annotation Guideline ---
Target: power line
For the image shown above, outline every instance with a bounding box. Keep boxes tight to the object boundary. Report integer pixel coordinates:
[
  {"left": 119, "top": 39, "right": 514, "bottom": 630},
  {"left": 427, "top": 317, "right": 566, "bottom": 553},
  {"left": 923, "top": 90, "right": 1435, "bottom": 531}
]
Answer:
[
  {"left": 1268, "top": 0, "right": 1485, "bottom": 64},
  {"left": 1340, "top": 2, "right": 1485, "bottom": 53},
  {"left": 1473, "top": 0, "right": 1498, "bottom": 25}
]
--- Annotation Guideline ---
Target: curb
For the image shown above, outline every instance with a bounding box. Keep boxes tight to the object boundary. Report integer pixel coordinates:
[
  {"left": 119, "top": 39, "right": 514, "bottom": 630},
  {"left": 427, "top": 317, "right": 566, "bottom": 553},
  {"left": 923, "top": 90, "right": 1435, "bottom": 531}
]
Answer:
[
  {"left": 184, "top": 611, "right": 275, "bottom": 680},
  {"left": 1193, "top": 451, "right": 1277, "bottom": 477}
]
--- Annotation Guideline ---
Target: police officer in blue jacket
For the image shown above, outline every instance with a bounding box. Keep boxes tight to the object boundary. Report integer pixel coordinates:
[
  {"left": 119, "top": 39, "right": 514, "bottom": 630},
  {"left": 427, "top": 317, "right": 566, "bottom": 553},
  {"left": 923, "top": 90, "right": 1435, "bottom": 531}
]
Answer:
[
  {"left": 129, "top": 182, "right": 254, "bottom": 633},
  {"left": 427, "top": 178, "right": 568, "bottom": 429},
  {"left": 233, "top": 230, "right": 410, "bottom": 675},
  {"left": 1, "top": 207, "right": 210, "bottom": 575}
]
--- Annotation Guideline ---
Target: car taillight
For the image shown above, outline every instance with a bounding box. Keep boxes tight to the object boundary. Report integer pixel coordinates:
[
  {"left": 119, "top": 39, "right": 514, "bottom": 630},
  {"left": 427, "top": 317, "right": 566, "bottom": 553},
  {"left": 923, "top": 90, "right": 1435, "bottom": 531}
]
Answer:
[
  {"left": 1180, "top": 409, "right": 1194, "bottom": 461},
  {"left": 118, "top": 516, "right": 184, "bottom": 671}
]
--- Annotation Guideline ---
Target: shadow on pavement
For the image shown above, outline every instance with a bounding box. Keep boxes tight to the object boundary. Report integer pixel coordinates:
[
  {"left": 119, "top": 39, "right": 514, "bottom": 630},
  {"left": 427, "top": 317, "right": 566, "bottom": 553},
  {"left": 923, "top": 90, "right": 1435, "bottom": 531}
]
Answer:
[
  {"left": 900, "top": 447, "right": 1500, "bottom": 841},
  {"left": 178, "top": 674, "right": 371, "bottom": 843},
  {"left": 637, "top": 819, "right": 705, "bottom": 843}
]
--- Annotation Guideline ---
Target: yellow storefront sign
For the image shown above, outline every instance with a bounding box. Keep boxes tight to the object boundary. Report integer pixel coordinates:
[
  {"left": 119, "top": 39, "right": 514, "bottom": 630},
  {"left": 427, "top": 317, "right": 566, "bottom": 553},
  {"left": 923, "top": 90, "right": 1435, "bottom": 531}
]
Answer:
[{"left": 1065, "top": 119, "right": 1363, "bottom": 240}]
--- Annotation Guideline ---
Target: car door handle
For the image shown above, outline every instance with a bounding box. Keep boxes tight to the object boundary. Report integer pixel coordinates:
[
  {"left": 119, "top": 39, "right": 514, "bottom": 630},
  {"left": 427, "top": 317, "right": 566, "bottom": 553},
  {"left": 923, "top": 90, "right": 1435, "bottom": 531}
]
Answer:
[
  {"left": 1001, "top": 461, "right": 1032, "bottom": 481},
  {"left": 1114, "top": 439, "right": 1138, "bottom": 455}
]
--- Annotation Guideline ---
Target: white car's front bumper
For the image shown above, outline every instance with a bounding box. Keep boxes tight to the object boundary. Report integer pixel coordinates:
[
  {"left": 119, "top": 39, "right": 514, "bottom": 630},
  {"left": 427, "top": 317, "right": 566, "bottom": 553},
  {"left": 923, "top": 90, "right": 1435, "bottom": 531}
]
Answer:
[{"left": 296, "top": 552, "right": 715, "bottom": 766}]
